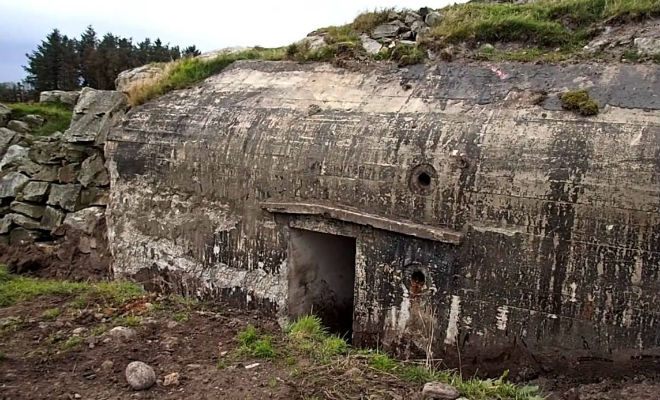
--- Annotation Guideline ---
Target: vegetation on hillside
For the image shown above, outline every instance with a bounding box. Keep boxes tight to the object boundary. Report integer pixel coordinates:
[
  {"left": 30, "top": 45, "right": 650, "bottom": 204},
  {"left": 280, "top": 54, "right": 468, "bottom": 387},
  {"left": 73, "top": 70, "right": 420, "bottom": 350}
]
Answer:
[
  {"left": 7, "top": 102, "right": 73, "bottom": 135},
  {"left": 19, "top": 26, "right": 201, "bottom": 97},
  {"left": 126, "top": 0, "right": 658, "bottom": 106}
]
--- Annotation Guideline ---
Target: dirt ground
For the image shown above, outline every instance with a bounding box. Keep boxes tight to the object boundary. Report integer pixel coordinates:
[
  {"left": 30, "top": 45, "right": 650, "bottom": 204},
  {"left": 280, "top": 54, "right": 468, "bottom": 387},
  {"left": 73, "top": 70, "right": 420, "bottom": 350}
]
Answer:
[{"left": 0, "top": 282, "right": 657, "bottom": 400}]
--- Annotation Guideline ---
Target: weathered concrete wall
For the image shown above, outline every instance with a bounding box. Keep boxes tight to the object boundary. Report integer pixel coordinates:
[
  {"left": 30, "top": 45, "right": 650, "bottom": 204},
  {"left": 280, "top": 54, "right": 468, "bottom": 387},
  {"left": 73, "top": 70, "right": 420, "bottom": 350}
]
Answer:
[{"left": 107, "top": 60, "right": 659, "bottom": 377}]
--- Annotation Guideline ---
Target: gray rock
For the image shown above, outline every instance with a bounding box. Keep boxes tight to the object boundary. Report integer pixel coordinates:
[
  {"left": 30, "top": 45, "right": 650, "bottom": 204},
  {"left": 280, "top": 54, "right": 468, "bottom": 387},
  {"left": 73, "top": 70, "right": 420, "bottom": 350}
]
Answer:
[
  {"left": 422, "top": 381, "right": 459, "bottom": 399},
  {"left": 372, "top": 24, "right": 401, "bottom": 39},
  {"left": 0, "top": 215, "right": 11, "bottom": 234},
  {"left": 7, "top": 120, "right": 29, "bottom": 134},
  {"left": 63, "top": 88, "right": 127, "bottom": 145},
  {"left": 425, "top": 11, "right": 442, "bottom": 26},
  {"left": 125, "top": 361, "right": 156, "bottom": 390},
  {"left": 411, "top": 20, "right": 427, "bottom": 33},
  {"left": 21, "top": 181, "right": 49, "bottom": 202},
  {"left": 9, "top": 213, "right": 41, "bottom": 230},
  {"left": 0, "top": 104, "right": 10, "bottom": 127},
  {"left": 0, "top": 172, "right": 29, "bottom": 198},
  {"left": 78, "top": 154, "right": 109, "bottom": 187},
  {"left": 416, "top": 27, "right": 431, "bottom": 43},
  {"left": 399, "top": 30, "right": 414, "bottom": 40},
  {"left": 634, "top": 37, "right": 660, "bottom": 55},
  {"left": 47, "top": 183, "right": 81, "bottom": 211},
  {"left": 32, "top": 165, "right": 59, "bottom": 181},
  {"left": 63, "top": 206, "right": 104, "bottom": 234},
  {"left": 0, "top": 128, "right": 16, "bottom": 157},
  {"left": 29, "top": 141, "right": 64, "bottom": 164},
  {"left": 360, "top": 34, "right": 383, "bottom": 55},
  {"left": 40, "top": 206, "right": 65, "bottom": 231},
  {"left": 404, "top": 12, "right": 422, "bottom": 25},
  {"left": 115, "top": 64, "right": 166, "bottom": 93},
  {"left": 301, "top": 35, "right": 326, "bottom": 51},
  {"left": 10, "top": 201, "right": 45, "bottom": 219},
  {"left": 58, "top": 163, "right": 79, "bottom": 184},
  {"left": 39, "top": 90, "right": 80, "bottom": 108},
  {"left": 108, "top": 326, "right": 137, "bottom": 341},
  {"left": 0, "top": 145, "right": 28, "bottom": 171},
  {"left": 22, "top": 114, "right": 45, "bottom": 128}
]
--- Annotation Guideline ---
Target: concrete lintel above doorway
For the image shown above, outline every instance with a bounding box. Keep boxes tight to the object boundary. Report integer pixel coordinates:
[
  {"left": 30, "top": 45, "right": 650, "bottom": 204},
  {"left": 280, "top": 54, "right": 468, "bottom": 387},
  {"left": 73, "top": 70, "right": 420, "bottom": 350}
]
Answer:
[{"left": 261, "top": 201, "right": 463, "bottom": 245}]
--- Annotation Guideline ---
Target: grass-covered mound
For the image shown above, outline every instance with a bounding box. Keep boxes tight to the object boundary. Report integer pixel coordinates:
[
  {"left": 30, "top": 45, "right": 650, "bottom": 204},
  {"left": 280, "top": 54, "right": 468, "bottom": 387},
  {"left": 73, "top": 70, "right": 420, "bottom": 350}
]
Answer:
[
  {"left": 7, "top": 103, "right": 72, "bottom": 136},
  {"left": 126, "top": 0, "right": 659, "bottom": 106}
]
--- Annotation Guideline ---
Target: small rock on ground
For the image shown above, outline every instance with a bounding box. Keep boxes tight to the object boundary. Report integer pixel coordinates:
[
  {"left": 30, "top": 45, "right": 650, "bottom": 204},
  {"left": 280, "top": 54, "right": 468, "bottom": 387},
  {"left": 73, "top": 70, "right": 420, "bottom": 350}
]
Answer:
[
  {"left": 422, "top": 381, "right": 460, "bottom": 399},
  {"left": 163, "top": 372, "right": 180, "bottom": 387},
  {"left": 125, "top": 361, "right": 156, "bottom": 390}
]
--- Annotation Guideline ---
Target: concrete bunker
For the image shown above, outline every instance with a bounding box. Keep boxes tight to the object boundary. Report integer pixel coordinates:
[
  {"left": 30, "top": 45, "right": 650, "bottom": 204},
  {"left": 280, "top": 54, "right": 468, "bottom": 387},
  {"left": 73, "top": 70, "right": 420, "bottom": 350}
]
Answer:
[{"left": 106, "top": 60, "right": 660, "bottom": 377}]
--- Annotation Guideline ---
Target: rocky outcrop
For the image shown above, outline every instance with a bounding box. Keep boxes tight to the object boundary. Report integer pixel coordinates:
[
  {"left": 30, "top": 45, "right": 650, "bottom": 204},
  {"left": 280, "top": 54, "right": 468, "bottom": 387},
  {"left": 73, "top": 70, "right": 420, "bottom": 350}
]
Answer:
[
  {"left": 0, "top": 89, "right": 126, "bottom": 279},
  {"left": 39, "top": 90, "right": 80, "bottom": 109},
  {"left": 115, "top": 64, "right": 167, "bottom": 93}
]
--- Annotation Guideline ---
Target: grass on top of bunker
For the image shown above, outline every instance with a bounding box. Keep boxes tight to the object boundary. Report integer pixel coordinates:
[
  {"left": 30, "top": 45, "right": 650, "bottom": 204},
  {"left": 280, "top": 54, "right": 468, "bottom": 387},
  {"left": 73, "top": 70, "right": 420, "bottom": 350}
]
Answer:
[{"left": 0, "top": 267, "right": 657, "bottom": 400}]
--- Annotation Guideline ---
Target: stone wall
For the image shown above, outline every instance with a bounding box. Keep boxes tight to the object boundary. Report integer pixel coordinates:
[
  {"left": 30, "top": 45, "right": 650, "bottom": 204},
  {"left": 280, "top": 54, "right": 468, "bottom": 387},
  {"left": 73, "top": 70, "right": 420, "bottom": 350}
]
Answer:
[
  {"left": 0, "top": 88, "right": 126, "bottom": 279},
  {"left": 107, "top": 60, "right": 659, "bottom": 378}
]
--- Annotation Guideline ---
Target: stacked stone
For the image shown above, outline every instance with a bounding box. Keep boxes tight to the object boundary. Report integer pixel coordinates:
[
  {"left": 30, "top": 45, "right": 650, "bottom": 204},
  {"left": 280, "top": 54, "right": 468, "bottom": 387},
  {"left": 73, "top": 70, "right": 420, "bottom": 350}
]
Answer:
[
  {"left": 0, "top": 88, "right": 127, "bottom": 249},
  {"left": 360, "top": 9, "right": 442, "bottom": 55}
]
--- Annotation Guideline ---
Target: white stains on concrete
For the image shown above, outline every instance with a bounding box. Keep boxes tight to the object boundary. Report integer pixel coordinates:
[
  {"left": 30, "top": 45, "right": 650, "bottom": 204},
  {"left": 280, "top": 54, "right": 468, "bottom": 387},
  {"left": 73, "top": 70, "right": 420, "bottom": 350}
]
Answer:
[
  {"left": 496, "top": 305, "right": 509, "bottom": 331},
  {"left": 444, "top": 295, "right": 461, "bottom": 344},
  {"left": 569, "top": 282, "right": 578, "bottom": 302}
]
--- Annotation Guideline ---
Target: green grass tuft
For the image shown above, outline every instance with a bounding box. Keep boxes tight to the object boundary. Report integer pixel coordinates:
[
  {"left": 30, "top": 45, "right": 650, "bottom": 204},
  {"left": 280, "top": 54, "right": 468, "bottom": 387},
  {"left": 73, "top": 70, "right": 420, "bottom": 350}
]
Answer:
[
  {"left": 0, "top": 266, "right": 144, "bottom": 308},
  {"left": 559, "top": 89, "right": 599, "bottom": 116},
  {"left": 287, "top": 315, "right": 326, "bottom": 340},
  {"left": 63, "top": 335, "right": 82, "bottom": 349},
  {"left": 428, "top": 0, "right": 659, "bottom": 48},
  {"left": 7, "top": 103, "right": 72, "bottom": 136},
  {"left": 236, "top": 325, "right": 277, "bottom": 358},
  {"left": 369, "top": 352, "right": 399, "bottom": 372},
  {"left": 41, "top": 308, "right": 60, "bottom": 319},
  {"left": 115, "top": 315, "right": 141, "bottom": 327},
  {"left": 351, "top": 9, "right": 392, "bottom": 33},
  {"left": 173, "top": 312, "right": 190, "bottom": 322}
]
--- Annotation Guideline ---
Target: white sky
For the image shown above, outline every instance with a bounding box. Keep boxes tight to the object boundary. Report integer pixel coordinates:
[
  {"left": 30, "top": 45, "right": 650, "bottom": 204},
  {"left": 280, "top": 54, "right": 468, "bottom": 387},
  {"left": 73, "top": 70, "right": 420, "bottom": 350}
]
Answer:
[{"left": 0, "top": 0, "right": 465, "bottom": 82}]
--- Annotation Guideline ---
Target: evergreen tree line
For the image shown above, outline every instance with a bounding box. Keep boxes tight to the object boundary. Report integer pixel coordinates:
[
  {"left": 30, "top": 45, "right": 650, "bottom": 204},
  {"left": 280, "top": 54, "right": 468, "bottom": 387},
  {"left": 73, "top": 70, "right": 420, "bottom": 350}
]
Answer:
[{"left": 22, "top": 26, "right": 201, "bottom": 94}]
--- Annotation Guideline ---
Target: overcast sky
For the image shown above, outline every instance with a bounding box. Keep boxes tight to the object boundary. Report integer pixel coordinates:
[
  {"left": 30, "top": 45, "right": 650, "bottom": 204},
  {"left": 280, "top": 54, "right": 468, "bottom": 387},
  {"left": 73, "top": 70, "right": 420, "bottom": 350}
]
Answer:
[{"left": 0, "top": 0, "right": 465, "bottom": 82}]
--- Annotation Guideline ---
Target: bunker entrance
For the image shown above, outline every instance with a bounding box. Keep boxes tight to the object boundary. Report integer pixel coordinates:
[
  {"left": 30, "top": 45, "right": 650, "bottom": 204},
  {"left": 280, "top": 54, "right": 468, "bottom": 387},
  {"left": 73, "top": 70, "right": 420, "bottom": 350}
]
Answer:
[{"left": 288, "top": 228, "right": 356, "bottom": 340}]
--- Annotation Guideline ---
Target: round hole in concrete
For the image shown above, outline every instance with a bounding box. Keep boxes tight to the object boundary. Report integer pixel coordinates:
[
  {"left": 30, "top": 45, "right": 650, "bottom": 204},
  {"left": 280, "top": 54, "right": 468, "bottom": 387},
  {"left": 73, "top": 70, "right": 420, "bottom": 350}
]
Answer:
[
  {"left": 411, "top": 270, "right": 425, "bottom": 285},
  {"left": 417, "top": 172, "right": 431, "bottom": 187},
  {"left": 408, "top": 164, "right": 437, "bottom": 194}
]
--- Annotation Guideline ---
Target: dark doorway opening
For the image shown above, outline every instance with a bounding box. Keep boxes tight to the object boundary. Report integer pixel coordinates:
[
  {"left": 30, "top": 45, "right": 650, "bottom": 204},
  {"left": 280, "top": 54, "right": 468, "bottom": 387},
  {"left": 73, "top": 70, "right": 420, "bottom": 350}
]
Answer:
[{"left": 288, "top": 228, "right": 356, "bottom": 340}]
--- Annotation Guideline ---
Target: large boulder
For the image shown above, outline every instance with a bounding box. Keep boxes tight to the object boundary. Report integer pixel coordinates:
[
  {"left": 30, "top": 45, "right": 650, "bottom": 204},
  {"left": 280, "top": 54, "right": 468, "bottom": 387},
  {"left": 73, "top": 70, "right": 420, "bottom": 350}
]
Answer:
[
  {"left": 39, "top": 90, "right": 80, "bottom": 108},
  {"left": 115, "top": 64, "right": 167, "bottom": 94},
  {"left": 0, "top": 128, "right": 16, "bottom": 156},
  {"left": 360, "top": 34, "right": 382, "bottom": 55},
  {"left": 0, "top": 104, "right": 10, "bottom": 127},
  {"left": 63, "top": 88, "right": 127, "bottom": 145},
  {"left": 0, "top": 172, "right": 29, "bottom": 198},
  {"left": 372, "top": 24, "right": 401, "bottom": 39},
  {"left": 634, "top": 37, "right": 660, "bottom": 56},
  {"left": 7, "top": 120, "right": 29, "bottom": 134}
]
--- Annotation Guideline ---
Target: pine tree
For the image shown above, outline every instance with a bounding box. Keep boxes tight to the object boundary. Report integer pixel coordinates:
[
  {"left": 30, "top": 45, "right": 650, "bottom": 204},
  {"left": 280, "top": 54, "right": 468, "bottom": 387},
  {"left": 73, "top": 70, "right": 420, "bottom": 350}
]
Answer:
[
  {"left": 24, "top": 29, "right": 80, "bottom": 91},
  {"left": 78, "top": 25, "right": 101, "bottom": 88},
  {"left": 183, "top": 45, "right": 201, "bottom": 58}
]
